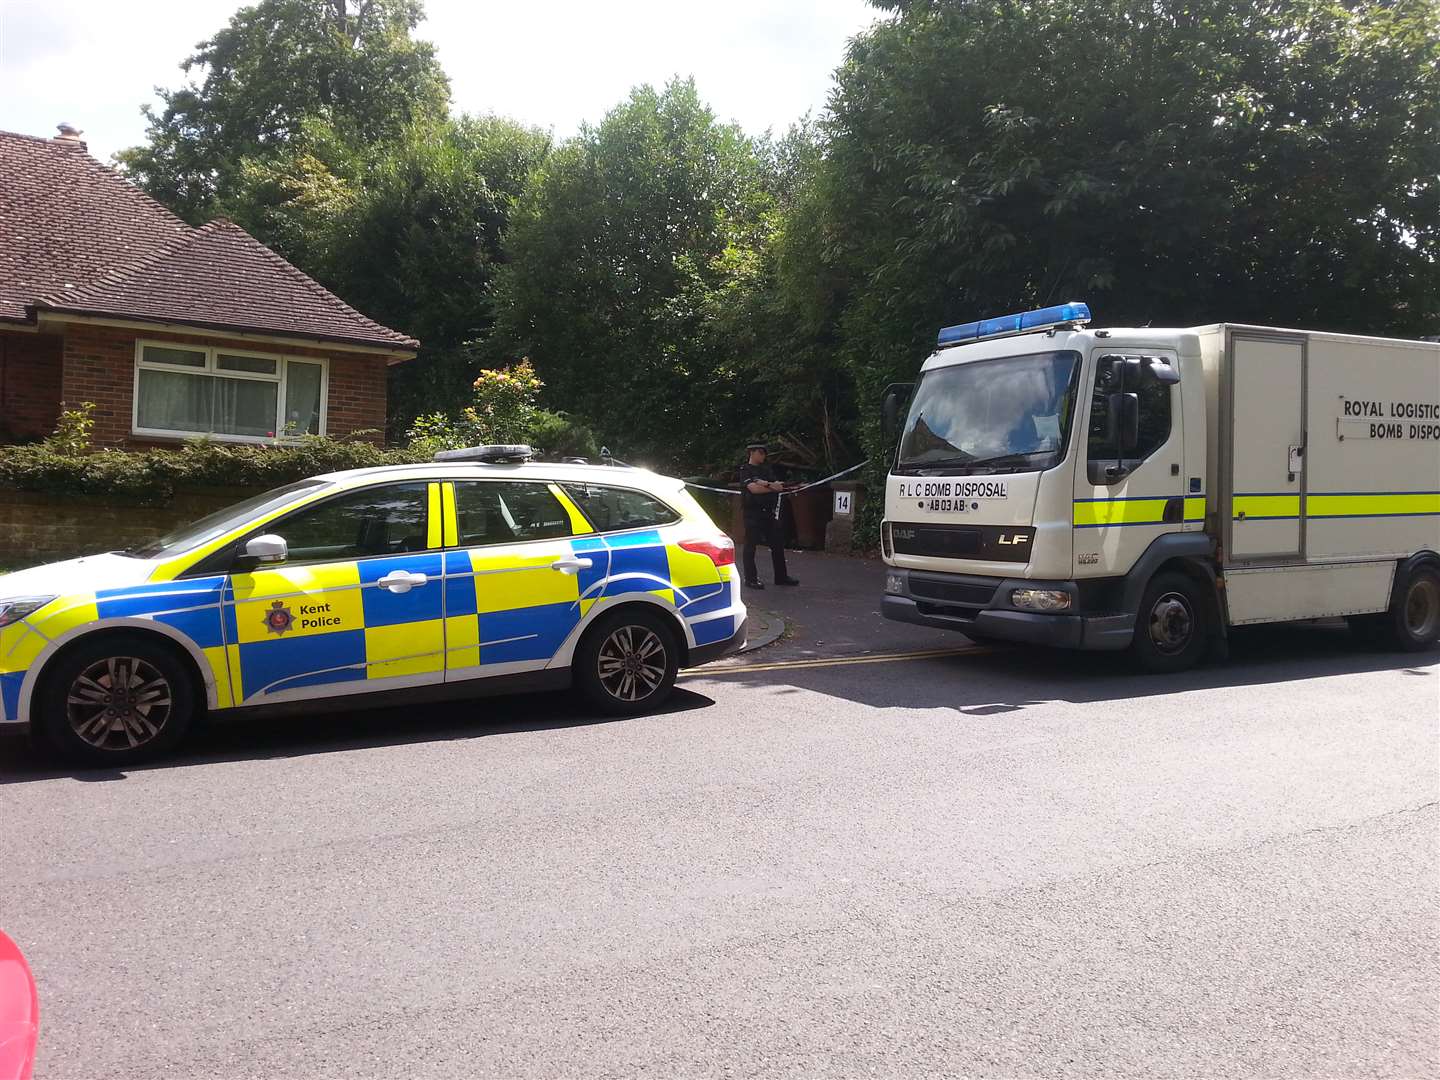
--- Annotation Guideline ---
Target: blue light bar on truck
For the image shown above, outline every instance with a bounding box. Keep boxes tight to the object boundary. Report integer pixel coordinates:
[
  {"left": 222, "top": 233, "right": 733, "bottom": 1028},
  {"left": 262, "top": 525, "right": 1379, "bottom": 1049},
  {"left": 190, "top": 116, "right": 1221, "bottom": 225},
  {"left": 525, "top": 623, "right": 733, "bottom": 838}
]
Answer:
[{"left": 936, "top": 301, "right": 1091, "bottom": 348}]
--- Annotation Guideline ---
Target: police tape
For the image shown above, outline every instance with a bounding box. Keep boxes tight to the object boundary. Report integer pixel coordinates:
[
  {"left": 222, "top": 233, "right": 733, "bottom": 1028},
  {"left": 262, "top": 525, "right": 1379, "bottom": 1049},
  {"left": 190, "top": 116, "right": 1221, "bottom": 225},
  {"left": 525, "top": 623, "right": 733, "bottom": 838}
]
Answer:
[{"left": 604, "top": 458, "right": 871, "bottom": 497}]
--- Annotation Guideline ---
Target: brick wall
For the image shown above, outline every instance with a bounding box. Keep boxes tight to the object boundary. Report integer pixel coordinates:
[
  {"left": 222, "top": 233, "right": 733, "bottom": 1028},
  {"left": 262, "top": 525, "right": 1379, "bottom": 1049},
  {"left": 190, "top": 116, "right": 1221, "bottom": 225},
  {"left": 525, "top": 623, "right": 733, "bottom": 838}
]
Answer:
[
  {"left": 52, "top": 323, "right": 390, "bottom": 448},
  {"left": 0, "top": 330, "right": 63, "bottom": 441},
  {"left": 0, "top": 487, "right": 263, "bottom": 566}
]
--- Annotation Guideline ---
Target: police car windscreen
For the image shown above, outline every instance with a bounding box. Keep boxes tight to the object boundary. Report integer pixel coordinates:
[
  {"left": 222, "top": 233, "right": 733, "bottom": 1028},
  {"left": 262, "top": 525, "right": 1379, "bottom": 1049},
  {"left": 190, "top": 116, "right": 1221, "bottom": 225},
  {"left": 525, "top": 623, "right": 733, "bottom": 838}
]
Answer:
[
  {"left": 126, "top": 478, "right": 332, "bottom": 559},
  {"left": 896, "top": 350, "right": 1080, "bottom": 475}
]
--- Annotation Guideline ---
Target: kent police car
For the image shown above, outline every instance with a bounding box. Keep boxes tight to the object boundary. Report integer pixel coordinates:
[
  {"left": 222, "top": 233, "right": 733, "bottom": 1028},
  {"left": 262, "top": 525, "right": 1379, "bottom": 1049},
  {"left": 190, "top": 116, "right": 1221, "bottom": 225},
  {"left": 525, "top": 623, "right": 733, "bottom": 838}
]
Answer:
[{"left": 0, "top": 446, "right": 746, "bottom": 764}]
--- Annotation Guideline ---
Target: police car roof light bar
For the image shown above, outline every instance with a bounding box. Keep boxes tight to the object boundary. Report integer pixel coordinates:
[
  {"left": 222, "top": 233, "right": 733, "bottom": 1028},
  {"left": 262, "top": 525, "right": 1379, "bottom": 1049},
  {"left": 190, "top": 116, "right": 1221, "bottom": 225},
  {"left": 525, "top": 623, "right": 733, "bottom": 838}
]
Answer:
[
  {"left": 433, "top": 444, "right": 535, "bottom": 464},
  {"left": 937, "top": 301, "right": 1091, "bottom": 349}
]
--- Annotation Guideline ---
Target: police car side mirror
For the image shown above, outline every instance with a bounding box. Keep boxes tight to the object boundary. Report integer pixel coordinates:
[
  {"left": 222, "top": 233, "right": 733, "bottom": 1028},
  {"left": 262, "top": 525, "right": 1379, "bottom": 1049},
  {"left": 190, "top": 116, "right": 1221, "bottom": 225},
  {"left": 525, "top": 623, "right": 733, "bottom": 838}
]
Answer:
[{"left": 243, "top": 534, "right": 288, "bottom": 565}]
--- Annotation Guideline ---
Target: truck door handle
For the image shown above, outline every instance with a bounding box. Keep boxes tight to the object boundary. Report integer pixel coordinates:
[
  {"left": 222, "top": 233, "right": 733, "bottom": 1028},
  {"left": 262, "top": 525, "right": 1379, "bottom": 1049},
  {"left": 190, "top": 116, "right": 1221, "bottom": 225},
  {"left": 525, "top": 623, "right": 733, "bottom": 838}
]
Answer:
[
  {"left": 377, "top": 570, "right": 428, "bottom": 593},
  {"left": 550, "top": 556, "right": 594, "bottom": 575}
]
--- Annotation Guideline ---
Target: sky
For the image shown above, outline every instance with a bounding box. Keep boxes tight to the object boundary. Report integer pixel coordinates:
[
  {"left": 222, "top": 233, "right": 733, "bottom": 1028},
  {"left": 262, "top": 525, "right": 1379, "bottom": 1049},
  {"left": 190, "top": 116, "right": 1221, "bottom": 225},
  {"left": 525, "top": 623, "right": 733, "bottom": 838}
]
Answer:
[{"left": 0, "top": 0, "right": 879, "bottom": 162}]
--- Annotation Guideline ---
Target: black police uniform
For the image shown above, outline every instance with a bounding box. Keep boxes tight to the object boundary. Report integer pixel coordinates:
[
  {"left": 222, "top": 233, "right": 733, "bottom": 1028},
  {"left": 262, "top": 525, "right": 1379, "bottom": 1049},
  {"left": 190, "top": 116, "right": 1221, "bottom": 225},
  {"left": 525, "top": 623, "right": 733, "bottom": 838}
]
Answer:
[{"left": 737, "top": 459, "right": 792, "bottom": 586}]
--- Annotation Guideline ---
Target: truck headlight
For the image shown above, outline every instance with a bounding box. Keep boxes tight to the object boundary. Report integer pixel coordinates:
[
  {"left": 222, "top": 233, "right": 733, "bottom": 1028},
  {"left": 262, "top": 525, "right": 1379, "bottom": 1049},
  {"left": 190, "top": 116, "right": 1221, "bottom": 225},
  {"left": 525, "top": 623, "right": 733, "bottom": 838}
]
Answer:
[
  {"left": 1010, "top": 588, "right": 1072, "bottom": 612},
  {"left": 884, "top": 573, "right": 904, "bottom": 596},
  {"left": 0, "top": 596, "right": 57, "bottom": 627}
]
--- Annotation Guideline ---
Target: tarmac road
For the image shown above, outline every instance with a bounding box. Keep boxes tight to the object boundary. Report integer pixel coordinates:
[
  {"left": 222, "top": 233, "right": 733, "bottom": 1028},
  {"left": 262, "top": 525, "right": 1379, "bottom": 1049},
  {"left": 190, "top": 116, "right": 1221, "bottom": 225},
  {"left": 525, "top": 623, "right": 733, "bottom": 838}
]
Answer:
[{"left": 1, "top": 552, "right": 1437, "bottom": 1078}]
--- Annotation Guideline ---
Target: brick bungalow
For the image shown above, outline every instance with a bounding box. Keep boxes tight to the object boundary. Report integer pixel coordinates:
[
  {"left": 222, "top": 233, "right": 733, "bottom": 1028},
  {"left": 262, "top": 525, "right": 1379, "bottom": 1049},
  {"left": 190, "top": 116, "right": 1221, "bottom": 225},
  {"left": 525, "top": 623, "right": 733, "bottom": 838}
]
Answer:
[{"left": 0, "top": 126, "right": 417, "bottom": 448}]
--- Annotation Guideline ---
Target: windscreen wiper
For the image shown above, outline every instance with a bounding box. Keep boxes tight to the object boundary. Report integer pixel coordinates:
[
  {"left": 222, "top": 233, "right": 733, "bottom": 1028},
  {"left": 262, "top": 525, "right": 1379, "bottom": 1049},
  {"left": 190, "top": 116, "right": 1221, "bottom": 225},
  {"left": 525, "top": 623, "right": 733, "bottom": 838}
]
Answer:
[{"left": 961, "top": 450, "right": 1054, "bottom": 469}]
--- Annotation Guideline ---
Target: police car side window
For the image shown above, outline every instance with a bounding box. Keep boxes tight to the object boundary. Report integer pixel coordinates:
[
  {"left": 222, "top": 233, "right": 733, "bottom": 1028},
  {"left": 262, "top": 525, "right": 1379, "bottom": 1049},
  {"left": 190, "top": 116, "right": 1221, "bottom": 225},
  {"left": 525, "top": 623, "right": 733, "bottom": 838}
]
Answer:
[
  {"left": 454, "top": 482, "right": 573, "bottom": 546},
  {"left": 560, "top": 484, "right": 679, "bottom": 532},
  {"left": 267, "top": 482, "right": 431, "bottom": 565}
]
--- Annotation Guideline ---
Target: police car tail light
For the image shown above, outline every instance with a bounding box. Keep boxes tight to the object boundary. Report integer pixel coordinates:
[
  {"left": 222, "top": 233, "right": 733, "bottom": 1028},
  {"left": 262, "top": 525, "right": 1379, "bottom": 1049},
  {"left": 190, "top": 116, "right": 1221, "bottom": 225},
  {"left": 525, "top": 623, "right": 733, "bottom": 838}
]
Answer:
[{"left": 679, "top": 536, "right": 735, "bottom": 568}]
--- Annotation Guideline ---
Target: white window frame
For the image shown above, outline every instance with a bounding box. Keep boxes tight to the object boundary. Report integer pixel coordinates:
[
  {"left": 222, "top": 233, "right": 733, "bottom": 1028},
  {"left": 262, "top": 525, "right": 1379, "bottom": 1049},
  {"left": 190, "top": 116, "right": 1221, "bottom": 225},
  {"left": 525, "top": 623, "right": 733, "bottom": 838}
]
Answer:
[{"left": 132, "top": 340, "right": 329, "bottom": 444}]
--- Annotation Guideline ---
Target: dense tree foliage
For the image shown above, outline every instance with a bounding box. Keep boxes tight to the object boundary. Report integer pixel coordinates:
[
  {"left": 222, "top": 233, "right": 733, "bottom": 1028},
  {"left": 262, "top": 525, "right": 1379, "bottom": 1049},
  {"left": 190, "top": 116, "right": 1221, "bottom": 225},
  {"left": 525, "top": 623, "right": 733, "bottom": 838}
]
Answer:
[
  {"left": 118, "top": 0, "right": 450, "bottom": 221},
  {"left": 811, "top": 0, "right": 1440, "bottom": 415},
  {"left": 117, "top": 0, "right": 1440, "bottom": 502},
  {"left": 493, "top": 80, "right": 777, "bottom": 466}
]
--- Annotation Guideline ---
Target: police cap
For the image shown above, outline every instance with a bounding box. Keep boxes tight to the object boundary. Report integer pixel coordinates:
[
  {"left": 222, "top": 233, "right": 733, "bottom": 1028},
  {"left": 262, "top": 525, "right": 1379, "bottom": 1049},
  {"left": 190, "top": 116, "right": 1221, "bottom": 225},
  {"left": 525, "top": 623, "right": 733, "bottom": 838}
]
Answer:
[{"left": 745, "top": 441, "right": 769, "bottom": 453}]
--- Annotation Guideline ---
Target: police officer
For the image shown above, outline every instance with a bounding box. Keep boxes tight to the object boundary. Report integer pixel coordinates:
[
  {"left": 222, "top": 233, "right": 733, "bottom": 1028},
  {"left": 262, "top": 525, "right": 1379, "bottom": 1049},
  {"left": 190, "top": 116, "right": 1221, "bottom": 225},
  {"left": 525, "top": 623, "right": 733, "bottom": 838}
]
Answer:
[{"left": 737, "top": 442, "right": 800, "bottom": 589}]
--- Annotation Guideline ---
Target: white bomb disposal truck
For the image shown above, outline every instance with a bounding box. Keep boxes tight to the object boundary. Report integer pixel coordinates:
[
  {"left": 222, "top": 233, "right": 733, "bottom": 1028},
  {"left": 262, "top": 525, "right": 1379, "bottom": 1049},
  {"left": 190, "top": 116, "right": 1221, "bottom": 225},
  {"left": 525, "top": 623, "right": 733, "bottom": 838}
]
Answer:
[{"left": 880, "top": 303, "right": 1440, "bottom": 671}]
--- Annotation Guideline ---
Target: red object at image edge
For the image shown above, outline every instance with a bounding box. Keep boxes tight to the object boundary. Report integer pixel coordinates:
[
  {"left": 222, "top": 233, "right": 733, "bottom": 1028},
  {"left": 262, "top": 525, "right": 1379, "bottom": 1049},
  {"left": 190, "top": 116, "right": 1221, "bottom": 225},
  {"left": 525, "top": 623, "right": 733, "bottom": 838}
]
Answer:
[{"left": 0, "top": 932, "right": 37, "bottom": 1080}]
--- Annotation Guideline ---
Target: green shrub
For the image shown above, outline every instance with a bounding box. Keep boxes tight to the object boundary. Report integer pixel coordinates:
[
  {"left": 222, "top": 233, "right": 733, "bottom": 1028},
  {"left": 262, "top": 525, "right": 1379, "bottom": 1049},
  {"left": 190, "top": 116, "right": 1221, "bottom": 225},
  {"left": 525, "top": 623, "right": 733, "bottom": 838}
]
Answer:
[
  {"left": 528, "top": 409, "right": 599, "bottom": 459},
  {"left": 0, "top": 423, "right": 417, "bottom": 506}
]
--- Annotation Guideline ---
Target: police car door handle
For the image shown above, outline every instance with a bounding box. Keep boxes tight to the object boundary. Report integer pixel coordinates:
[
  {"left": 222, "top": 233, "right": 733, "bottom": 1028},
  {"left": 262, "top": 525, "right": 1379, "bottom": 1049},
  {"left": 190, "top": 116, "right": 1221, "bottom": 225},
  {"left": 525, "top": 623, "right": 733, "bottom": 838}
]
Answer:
[
  {"left": 550, "top": 556, "right": 593, "bottom": 574},
  {"left": 377, "top": 570, "right": 429, "bottom": 593}
]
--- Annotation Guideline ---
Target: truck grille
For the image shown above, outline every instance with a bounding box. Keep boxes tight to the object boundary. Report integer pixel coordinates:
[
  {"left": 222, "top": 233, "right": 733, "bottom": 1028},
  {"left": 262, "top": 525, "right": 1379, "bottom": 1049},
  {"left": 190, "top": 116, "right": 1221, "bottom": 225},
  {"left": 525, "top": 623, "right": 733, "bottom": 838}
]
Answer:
[
  {"left": 890, "top": 522, "right": 1035, "bottom": 563},
  {"left": 891, "top": 523, "right": 980, "bottom": 558},
  {"left": 908, "top": 576, "right": 998, "bottom": 607}
]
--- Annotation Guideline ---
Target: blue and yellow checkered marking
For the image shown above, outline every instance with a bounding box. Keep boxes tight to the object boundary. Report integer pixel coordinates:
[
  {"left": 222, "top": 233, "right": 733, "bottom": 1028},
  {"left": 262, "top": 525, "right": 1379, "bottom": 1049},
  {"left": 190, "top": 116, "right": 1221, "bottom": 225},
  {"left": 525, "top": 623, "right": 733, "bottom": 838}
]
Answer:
[
  {"left": 1, "top": 515, "right": 741, "bottom": 722},
  {"left": 96, "top": 577, "right": 228, "bottom": 649},
  {"left": 446, "top": 543, "right": 583, "bottom": 668},
  {"left": 237, "top": 629, "right": 369, "bottom": 697},
  {"left": 0, "top": 671, "right": 23, "bottom": 723}
]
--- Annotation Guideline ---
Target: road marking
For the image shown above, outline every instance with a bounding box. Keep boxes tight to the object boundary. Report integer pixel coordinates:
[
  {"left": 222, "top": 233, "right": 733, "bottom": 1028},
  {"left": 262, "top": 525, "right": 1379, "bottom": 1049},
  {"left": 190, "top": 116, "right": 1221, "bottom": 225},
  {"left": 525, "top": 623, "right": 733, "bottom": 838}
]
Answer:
[{"left": 684, "top": 645, "right": 990, "bottom": 677}]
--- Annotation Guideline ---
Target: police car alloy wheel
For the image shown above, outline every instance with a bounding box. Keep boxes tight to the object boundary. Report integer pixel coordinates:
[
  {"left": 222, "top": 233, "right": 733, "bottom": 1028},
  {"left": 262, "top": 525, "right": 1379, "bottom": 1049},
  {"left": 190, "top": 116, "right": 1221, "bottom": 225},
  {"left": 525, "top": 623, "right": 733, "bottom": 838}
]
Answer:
[
  {"left": 39, "top": 636, "right": 197, "bottom": 765},
  {"left": 576, "top": 609, "right": 679, "bottom": 715}
]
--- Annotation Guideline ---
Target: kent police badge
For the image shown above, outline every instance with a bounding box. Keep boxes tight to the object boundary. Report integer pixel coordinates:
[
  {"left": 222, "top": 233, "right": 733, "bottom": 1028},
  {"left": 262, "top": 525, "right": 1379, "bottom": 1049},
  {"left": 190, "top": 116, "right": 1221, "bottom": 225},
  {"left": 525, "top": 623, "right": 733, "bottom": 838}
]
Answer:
[{"left": 264, "top": 600, "right": 295, "bottom": 636}]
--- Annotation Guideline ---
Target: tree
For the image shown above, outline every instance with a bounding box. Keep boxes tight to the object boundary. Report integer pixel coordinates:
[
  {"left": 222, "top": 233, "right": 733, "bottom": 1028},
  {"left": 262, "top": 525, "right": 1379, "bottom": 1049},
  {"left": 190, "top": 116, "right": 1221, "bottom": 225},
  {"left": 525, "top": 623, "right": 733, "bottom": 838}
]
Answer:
[
  {"left": 811, "top": 0, "right": 1439, "bottom": 398},
  {"left": 221, "top": 114, "right": 551, "bottom": 433},
  {"left": 493, "top": 80, "right": 779, "bottom": 469},
  {"left": 117, "top": 0, "right": 450, "bottom": 221},
  {"left": 786, "top": 0, "right": 1440, "bottom": 530}
]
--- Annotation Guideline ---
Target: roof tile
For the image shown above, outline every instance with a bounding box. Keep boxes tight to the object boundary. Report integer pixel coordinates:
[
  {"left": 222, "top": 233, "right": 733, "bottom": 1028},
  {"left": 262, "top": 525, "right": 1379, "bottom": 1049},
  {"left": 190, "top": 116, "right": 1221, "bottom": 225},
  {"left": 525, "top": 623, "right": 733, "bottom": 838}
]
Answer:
[{"left": 0, "top": 130, "right": 417, "bottom": 353}]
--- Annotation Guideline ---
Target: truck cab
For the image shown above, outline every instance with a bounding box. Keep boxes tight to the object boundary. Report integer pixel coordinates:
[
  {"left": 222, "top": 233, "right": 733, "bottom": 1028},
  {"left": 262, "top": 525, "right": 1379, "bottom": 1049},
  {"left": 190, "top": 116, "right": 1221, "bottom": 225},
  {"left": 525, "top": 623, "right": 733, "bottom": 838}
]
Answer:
[{"left": 880, "top": 303, "right": 1440, "bottom": 671}]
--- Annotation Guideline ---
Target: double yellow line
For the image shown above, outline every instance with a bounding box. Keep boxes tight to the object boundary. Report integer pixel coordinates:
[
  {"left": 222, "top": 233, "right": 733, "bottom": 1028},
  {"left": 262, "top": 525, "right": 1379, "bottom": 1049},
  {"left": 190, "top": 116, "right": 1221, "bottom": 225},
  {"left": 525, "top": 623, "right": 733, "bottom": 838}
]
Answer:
[{"left": 683, "top": 644, "right": 989, "bottom": 677}]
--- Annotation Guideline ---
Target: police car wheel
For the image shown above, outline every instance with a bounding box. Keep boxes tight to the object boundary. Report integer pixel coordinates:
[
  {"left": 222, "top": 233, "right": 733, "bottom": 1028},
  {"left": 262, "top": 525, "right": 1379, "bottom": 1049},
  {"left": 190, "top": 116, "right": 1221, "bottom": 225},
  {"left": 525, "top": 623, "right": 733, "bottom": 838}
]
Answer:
[
  {"left": 39, "top": 635, "right": 197, "bottom": 765},
  {"left": 576, "top": 609, "right": 679, "bottom": 715},
  {"left": 1130, "top": 572, "right": 1208, "bottom": 674}
]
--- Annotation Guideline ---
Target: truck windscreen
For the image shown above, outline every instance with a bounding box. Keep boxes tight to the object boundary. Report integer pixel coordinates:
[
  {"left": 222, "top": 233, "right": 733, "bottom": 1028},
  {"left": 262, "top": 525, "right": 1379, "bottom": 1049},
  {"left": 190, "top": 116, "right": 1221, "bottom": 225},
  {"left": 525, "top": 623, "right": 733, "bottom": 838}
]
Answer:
[{"left": 895, "top": 350, "right": 1080, "bottom": 474}]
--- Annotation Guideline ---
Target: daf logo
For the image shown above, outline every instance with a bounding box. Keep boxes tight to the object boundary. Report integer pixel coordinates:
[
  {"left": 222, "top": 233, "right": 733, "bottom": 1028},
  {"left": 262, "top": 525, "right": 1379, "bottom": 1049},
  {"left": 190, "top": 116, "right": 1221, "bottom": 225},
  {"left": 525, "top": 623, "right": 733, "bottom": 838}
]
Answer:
[{"left": 997, "top": 533, "right": 1030, "bottom": 546}]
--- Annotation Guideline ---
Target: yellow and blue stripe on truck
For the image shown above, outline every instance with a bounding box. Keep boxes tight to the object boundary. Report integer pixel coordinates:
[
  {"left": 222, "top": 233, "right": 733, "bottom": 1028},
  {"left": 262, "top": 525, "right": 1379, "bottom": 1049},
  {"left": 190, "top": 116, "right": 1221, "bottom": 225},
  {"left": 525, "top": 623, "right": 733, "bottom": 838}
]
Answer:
[{"left": 1072, "top": 494, "right": 1206, "bottom": 528}]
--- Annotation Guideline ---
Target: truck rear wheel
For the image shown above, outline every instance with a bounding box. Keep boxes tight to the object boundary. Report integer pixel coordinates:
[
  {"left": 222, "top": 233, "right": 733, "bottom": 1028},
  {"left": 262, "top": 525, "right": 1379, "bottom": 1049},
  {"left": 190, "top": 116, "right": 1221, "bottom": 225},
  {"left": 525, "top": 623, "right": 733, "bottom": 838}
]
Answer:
[
  {"left": 1129, "top": 572, "right": 1209, "bottom": 674},
  {"left": 1376, "top": 565, "right": 1440, "bottom": 652}
]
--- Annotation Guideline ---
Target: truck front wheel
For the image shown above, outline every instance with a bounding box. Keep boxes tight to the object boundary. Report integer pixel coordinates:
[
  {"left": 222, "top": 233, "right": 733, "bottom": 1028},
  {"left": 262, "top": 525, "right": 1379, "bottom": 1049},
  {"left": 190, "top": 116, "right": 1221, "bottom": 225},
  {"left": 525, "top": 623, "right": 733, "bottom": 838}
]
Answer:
[{"left": 1130, "top": 572, "right": 1209, "bottom": 674}]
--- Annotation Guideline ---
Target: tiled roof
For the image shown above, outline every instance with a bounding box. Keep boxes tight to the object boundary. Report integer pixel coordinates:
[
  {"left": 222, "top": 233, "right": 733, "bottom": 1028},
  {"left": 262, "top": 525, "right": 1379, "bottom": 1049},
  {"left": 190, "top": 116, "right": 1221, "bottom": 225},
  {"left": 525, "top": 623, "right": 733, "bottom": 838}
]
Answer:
[
  {"left": 36, "top": 220, "right": 420, "bottom": 352},
  {"left": 0, "top": 130, "right": 417, "bottom": 353},
  {"left": 0, "top": 130, "right": 187, "bottom": 323}
]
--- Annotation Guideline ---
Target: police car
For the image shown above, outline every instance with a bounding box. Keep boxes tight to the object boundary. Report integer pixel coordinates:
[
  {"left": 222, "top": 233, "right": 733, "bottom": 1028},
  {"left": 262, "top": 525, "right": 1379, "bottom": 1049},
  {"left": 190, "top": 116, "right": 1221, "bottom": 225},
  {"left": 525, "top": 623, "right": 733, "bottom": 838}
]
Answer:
[{"left": 0, "top": 447, "right": 747, "bottom": 764}]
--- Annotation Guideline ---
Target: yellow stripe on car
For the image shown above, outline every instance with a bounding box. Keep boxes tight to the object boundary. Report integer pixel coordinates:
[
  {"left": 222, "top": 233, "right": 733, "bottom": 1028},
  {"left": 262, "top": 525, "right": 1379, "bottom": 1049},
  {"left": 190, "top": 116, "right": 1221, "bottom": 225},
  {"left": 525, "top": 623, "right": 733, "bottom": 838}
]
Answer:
[
  {"left": 550, "top": 484, "right": 595, "bottom": 535},
  {"left": 426, "top": 483, "right": 444, "bottom": 549}
]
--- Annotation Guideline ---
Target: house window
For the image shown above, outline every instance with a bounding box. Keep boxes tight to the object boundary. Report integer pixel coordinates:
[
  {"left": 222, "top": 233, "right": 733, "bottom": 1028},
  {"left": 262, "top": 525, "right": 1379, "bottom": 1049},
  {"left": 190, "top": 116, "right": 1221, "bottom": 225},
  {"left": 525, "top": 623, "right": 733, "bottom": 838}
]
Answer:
[{"left": 133, "top": 342, "right": 327, "bottom": 442}]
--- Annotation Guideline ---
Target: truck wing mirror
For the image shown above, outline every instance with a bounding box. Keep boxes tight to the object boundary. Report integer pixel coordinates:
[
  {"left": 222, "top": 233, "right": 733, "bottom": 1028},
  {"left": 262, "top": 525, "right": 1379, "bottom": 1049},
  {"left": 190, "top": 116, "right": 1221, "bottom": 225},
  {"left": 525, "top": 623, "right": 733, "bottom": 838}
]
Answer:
[
  {"left": 881, "top": 382, "right": 914, "bottom": 443},
  {"left": 1143, "top": 355, "right": 1180, "bottom": 385}
]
